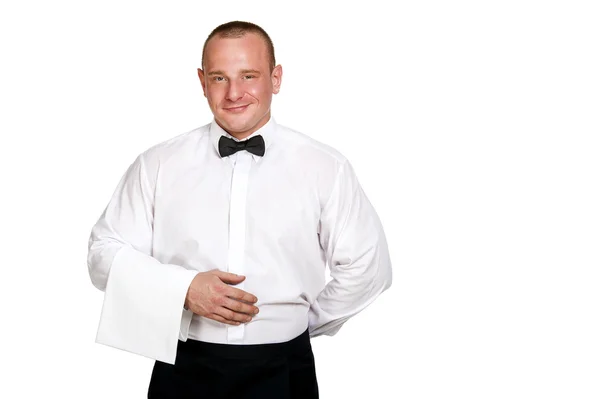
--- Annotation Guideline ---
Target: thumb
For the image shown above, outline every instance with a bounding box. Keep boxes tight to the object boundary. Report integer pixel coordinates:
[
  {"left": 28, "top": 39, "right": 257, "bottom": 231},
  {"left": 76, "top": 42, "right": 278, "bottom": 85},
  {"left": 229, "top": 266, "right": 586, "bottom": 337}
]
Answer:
[{"left": 211, "top": 270, "right": 246, "bottom": 283}]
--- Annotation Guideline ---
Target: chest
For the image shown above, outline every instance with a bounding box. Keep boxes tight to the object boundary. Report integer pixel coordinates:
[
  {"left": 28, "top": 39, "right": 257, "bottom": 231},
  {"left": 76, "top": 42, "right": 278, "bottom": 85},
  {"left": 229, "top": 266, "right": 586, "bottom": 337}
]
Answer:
[{"left": 153, "top": 154, "right": 321, "bottom": 240}]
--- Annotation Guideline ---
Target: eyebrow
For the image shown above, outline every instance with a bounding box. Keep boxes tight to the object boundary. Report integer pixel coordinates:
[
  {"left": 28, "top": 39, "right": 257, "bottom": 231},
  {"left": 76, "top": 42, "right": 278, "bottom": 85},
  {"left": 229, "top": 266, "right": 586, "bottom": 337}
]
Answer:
[{"left": 206, "top": 69, "right": 262, "bottom": 76}]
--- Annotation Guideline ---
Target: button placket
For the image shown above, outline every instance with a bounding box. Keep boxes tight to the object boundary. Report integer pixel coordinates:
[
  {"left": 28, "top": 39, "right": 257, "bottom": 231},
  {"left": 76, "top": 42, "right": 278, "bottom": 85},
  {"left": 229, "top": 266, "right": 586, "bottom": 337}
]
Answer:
[{"left": 226, "top": 151, "right": 252, "bottom": 343}]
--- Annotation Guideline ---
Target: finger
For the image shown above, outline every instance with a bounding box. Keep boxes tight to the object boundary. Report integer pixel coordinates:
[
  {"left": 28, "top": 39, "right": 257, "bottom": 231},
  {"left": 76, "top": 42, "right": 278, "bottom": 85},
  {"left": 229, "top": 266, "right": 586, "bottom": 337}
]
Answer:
[
  {"left": 208, "top": 313, "right": 241, "bottom": 326},
  {"left": 225, "top": 286, "right": 258, "bottom": 303},
  {"left": 215, "top": 306, "right": 254, "bottom": 323},
  {"left": 211, "top": 270, "right": 246, "bottom": 284},
  {"left": 222, "top": 297, "right": 259, "bottom": 316}
]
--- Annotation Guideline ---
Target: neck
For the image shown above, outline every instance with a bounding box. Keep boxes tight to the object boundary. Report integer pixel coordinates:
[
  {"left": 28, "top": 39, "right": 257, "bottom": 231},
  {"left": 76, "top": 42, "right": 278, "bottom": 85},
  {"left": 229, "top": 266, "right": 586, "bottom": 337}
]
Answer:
[{"left": 220, "top": 112, "right": 271, "bottom": 140}]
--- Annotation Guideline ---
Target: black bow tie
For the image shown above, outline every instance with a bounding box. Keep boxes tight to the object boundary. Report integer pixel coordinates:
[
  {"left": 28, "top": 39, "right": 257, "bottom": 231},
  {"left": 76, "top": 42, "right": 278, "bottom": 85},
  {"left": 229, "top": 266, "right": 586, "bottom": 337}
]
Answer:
[{"left": 218, "top": 135, "right": 265, "bottom": 158}]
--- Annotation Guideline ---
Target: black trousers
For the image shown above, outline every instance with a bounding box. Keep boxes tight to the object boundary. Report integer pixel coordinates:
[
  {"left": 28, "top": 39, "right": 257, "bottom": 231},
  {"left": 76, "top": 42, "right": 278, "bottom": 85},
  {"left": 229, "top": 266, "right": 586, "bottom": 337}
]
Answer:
[{"left": 148, "top": 328, "right": 319, "bottom": 398}]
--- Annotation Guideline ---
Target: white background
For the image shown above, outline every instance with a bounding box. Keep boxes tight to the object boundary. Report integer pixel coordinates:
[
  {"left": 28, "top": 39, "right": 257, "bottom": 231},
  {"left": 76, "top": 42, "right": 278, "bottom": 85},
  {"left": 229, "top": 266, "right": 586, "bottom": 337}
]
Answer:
[{"left": 1, "top": 0, "right": 599, "bottom": 398}]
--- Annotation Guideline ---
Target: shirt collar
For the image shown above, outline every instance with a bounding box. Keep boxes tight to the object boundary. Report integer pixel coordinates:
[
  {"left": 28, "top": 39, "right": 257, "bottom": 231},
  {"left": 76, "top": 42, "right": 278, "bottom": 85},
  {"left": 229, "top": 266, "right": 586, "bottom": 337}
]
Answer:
[{"left": 209, "top": 116, "right": 276, "bottom": 162}]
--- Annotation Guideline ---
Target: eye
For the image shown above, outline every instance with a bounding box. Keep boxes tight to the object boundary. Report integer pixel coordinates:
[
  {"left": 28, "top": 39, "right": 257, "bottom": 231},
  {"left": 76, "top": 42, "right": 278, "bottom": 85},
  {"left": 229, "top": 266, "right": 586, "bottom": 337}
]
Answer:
[
  {"left": 243, "top": 75, "right": 256, "bottom": 80},
  {"left": 212, "top": 76, "right": 226, "bottom": 82}
]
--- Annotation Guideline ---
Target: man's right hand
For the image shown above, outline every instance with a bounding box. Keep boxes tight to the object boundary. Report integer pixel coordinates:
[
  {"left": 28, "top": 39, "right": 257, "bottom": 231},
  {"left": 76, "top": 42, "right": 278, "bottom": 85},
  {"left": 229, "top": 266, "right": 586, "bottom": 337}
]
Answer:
[{"left": 184, "top": 269, "right": 259, "bottom": 326}]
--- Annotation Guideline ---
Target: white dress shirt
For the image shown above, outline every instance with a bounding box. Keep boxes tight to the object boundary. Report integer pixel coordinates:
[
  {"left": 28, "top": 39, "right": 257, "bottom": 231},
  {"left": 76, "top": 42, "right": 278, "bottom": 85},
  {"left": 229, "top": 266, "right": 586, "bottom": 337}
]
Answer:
[{"left": 88, "top": 117, "right": 392, "bottom": 364}]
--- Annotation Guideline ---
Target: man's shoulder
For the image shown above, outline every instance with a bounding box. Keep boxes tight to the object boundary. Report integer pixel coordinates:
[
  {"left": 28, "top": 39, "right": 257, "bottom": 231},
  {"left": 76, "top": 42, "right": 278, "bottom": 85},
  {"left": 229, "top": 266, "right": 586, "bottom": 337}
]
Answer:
[
  {"left": 139, "top": 123, "right": 211, "bottom": 161},
  {"left": 275, "top": 123, "right": 348, "bottom": 165}
]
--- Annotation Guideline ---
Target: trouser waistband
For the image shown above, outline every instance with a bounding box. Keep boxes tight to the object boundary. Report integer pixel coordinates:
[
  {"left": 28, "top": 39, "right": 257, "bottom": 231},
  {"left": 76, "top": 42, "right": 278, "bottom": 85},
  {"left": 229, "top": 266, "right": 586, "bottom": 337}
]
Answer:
[{"left": 177, "top": 328, "right": 311, "bottom": 360}]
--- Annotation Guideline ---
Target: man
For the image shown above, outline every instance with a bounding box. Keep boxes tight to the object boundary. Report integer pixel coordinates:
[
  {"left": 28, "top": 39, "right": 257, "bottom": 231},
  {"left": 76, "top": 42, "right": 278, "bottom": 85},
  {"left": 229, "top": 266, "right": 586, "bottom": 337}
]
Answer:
[{"left": 88, "top": 20, "right": 392, "bottom": 398}]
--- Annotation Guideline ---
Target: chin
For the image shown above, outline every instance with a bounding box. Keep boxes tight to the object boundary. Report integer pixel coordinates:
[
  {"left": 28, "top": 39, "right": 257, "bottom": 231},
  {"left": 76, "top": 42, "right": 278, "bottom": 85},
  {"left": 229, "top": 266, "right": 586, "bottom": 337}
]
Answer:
[{"left": 220, "top": 117, "right": 255, "bottom": 134}]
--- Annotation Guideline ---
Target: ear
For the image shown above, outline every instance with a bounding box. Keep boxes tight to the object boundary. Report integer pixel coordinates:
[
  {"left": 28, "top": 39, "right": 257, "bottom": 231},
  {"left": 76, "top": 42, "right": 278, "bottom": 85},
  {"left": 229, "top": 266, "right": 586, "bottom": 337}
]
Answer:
[
  {"left": 271, "top": 64, "right": 283, "bottom": 94},
  {"left": 197, "top": 68, "right": 207, "bottom": 97}
]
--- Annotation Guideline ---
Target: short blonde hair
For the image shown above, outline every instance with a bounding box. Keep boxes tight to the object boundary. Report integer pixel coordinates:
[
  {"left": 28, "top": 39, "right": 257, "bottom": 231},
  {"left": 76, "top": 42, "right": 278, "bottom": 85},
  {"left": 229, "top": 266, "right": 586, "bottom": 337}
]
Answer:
[{"left": 202, "top": 21, "right": 276, "bottom": 71}]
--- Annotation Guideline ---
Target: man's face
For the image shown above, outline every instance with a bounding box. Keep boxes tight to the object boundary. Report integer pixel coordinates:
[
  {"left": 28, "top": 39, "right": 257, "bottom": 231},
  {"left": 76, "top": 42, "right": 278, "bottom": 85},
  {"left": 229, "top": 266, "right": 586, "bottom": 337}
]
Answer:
[{"left": 198, "top": 33, "right": 282, "bottom": 138}]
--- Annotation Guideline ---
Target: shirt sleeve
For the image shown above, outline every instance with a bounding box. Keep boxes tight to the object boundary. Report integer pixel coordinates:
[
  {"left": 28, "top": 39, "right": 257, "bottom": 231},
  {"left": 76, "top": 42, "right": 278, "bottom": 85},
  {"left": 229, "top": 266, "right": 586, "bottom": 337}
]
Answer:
[
  {"left": 87, "top": 152, "right": 199, "bottom": 365},
  {"left": 308, "top": 159, "right": 393, "bottom": 337}
]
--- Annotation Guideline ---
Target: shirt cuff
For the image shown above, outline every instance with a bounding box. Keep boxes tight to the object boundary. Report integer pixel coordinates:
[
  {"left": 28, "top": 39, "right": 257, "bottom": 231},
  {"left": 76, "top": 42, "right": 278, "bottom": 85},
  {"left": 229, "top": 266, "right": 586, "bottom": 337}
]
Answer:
[{"left": 179, "top": 308, "right": 194, "bottom": 341}]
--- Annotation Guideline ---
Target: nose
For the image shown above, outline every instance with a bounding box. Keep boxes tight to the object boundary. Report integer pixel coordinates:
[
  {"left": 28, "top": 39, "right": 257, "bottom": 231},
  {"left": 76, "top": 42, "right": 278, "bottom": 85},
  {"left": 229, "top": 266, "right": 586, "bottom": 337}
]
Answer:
[{"left": 225, "top": 81, "right": 243, "bottom": 102}]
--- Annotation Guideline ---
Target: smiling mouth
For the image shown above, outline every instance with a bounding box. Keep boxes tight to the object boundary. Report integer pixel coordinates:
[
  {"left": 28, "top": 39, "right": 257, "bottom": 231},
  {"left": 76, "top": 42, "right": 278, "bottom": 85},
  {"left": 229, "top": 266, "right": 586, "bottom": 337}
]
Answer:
[{"left": 224, "top": 104, "right": 250, "bottom": 113}]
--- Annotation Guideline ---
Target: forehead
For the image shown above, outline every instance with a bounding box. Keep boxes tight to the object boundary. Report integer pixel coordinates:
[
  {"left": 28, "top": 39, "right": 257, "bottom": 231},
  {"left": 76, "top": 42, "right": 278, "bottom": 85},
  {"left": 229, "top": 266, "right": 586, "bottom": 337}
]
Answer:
[{"left": 204, "top": 33, "right": 270, "bottom": 72}]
